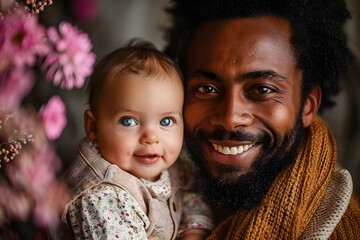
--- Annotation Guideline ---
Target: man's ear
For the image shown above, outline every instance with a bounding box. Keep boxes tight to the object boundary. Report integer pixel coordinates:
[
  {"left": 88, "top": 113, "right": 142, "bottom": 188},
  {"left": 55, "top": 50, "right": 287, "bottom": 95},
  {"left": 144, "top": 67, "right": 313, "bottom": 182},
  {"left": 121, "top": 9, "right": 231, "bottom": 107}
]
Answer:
[
  {"left": 302, "top": 86, "right": 322, "bottom": 128},
  {"left": 84, "top": 110, "right": 97, "bottom": 141}
]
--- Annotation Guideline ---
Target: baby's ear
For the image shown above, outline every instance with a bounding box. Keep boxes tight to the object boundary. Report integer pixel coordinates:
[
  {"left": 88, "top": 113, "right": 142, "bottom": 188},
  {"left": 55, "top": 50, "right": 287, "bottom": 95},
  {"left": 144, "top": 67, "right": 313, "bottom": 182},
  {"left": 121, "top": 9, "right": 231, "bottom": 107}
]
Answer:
[{"left": 84, "top": 110, "right": 97, "bottom": 141}]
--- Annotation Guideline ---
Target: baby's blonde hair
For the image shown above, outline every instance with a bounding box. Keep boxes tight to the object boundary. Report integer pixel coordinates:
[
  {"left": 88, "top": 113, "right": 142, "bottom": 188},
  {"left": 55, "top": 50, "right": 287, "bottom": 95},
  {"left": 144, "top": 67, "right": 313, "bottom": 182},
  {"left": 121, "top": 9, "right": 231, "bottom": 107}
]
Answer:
[{"left": 87, "top": 39, "right": 183, "bottom": 114}]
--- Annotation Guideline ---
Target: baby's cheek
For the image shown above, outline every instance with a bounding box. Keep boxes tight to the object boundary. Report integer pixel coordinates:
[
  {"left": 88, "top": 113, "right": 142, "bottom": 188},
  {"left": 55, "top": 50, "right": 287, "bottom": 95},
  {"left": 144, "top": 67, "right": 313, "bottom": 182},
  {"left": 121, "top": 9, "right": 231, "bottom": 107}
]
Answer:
[
  {"left": 116, "top": 142, "right": 133, "bottom": 158},
  {"left": 166, "top": 139, "right": 183, "bottom": 162},
  {"left": 105, "top": 138, "right": 131, "bottom": 159}
]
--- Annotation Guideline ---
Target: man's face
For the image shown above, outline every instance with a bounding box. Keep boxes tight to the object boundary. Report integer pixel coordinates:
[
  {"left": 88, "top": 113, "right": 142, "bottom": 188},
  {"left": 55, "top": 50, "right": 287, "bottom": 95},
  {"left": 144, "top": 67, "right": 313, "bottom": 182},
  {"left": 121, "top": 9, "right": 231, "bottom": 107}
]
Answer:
[{"left": 185, "top": 17, "right": 303, "bottom": 187}]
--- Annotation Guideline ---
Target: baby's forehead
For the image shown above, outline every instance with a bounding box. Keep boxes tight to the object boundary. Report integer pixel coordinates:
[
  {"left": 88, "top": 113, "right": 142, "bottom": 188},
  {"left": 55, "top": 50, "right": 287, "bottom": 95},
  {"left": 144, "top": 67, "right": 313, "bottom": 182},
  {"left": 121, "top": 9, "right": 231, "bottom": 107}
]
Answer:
[
  {"left": 107, "top": 66, "right": 183, "bottom": 88},
  {"left": 89, "top": 45, "right": 184, "bottom": 114},
  {"left": 100, "top": 71, "right": 184, "bottom": 110}
]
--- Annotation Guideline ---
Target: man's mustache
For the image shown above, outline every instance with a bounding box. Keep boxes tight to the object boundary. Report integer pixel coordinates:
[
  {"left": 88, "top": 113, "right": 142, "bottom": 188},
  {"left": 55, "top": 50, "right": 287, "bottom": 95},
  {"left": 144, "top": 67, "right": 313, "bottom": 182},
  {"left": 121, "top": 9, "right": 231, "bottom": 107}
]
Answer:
[{"left": 194, "top": 128, "right": 271, "bottom": 144}]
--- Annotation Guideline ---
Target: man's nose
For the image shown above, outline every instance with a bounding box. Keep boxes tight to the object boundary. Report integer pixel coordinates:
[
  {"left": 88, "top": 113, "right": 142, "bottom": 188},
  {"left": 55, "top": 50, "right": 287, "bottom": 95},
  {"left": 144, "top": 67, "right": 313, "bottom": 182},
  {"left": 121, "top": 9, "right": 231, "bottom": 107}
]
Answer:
[
  {"left": 210, "top": 90, "right": 253, "bottom": 130},
  {"left": 139, "top": 128, "right": 160, "bottom": 145}
]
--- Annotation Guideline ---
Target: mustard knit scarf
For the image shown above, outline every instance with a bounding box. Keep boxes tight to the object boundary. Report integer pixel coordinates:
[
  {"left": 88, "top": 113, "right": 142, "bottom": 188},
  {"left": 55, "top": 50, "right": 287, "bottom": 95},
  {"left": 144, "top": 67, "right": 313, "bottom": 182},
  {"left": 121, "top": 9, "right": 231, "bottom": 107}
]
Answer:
[{"left": 207, "top": 116, "right": 337, "bottom": 239}]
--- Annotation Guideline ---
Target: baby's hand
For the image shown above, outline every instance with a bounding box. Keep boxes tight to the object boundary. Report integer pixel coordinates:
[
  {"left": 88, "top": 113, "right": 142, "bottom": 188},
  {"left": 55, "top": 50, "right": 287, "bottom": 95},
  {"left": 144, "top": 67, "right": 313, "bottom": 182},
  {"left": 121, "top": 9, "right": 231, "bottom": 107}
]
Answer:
[{"left": 179, "top": 228, "right": 210, "bottom": 240}]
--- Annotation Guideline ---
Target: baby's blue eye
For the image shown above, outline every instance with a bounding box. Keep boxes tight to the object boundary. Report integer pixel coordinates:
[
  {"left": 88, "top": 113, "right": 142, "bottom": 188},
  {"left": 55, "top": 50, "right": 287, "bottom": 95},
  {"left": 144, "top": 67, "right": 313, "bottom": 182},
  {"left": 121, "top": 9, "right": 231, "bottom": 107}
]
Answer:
[
  {"left": 160, "top": 118, "right": 173, "bottom": 127},
  {"left": 121, "top": 117, "right": 136, "bottom": 127}
]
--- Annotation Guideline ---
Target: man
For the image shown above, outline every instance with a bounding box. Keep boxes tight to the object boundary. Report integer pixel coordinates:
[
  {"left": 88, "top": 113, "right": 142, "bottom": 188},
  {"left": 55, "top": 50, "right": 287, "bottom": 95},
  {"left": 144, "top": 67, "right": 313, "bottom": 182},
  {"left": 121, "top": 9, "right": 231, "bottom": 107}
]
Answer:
[{"left": 165, "top": 0, "right": 360, "bottom": 239}]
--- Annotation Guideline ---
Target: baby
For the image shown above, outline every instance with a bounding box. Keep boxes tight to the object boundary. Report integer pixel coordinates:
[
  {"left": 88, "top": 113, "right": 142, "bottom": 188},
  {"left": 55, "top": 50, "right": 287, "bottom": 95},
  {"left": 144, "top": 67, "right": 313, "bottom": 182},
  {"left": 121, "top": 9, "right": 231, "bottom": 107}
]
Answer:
[{"left": 61, "top": 41, "right": 214, "bottom": 239}]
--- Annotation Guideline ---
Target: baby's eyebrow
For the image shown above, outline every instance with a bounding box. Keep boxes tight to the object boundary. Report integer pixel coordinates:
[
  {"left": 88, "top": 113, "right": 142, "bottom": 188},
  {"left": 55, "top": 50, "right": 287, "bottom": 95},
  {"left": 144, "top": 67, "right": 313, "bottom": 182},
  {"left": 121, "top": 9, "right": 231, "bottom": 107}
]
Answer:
[
  {"left": 163, "top": 111, "right": 183, "bottom": 117},
  {"left": 112, "top": 108, "right": 137, "bottom": 114}
]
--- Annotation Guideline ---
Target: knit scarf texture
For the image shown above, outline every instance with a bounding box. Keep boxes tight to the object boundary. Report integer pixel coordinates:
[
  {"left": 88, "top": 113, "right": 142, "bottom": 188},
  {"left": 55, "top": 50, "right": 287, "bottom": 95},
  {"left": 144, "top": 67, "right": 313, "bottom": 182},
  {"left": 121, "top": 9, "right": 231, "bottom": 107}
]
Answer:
[{"left": 207, "top": 116, "right": 337, "bottom": 239}]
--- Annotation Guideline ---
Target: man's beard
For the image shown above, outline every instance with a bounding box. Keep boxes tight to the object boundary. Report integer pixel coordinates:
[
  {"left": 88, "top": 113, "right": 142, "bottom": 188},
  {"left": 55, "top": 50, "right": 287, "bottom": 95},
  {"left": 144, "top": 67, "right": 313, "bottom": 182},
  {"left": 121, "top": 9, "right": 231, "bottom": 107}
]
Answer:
[{"left": 185, "top": 114, "right": 304, "bottom": 210}]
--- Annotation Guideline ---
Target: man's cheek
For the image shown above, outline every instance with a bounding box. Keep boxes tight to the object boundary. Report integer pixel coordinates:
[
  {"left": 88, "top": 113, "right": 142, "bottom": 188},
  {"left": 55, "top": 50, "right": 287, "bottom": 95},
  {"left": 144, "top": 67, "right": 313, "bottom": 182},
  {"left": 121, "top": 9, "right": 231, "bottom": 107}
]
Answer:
[
  {"left": 184, "top": 103, "right": 210, "bottom": 129},
  {"left": 267, "top": 105, "right": 297, "bottom": 134}
]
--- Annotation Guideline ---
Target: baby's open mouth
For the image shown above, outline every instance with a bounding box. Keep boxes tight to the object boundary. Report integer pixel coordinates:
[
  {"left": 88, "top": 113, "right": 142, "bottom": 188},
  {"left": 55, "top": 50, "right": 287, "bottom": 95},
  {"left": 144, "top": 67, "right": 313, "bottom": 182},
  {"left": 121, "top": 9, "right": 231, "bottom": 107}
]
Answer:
[
  {"left": 135, "top": 154, "right": 159, "bottom": 157},
  {"left": 134, "top": 153, "right": 160, "bottom": 164}
]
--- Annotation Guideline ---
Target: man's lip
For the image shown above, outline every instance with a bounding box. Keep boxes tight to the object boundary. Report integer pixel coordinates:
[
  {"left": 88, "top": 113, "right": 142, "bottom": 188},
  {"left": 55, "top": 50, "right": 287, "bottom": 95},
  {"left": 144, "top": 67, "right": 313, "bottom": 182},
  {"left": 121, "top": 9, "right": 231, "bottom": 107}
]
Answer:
[
  {"left": 210, "top": 140, "right": 256, "bottom": 146},
  {"left": 203, "top": 141, "right": 259, "bottom": 166},
  {"left": 209, "top": 141, "right": 256, "bottom": 155}
]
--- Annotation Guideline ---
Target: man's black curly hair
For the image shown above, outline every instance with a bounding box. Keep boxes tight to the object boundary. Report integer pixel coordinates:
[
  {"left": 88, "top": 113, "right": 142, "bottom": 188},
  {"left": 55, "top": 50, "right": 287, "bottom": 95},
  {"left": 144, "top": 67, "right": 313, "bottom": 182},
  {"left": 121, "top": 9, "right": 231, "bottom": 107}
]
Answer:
[{"left": 165, "top": 0, "right": 353, "bottom": 112}]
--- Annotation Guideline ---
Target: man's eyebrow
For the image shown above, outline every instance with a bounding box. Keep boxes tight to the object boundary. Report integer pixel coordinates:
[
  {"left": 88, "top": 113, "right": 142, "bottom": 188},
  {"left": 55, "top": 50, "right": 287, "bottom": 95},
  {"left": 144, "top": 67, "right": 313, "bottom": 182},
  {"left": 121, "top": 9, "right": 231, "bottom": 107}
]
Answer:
[
  {"left": 243, "top": 70, "right": 287, "bottom": 81},
  {"left": 189, "top": 70, "right": 287, "bottom": 82},
  {"left": 191, "top": 70, "right": 221, "bottom": 82}
]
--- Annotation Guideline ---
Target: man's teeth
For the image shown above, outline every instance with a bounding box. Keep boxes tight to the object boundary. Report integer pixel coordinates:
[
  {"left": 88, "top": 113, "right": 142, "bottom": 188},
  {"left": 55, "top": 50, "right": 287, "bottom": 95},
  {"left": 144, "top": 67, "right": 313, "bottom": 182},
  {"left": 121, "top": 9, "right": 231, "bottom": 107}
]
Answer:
[{"left": 212, "top": 143, "right": 254, "bottom": 155}]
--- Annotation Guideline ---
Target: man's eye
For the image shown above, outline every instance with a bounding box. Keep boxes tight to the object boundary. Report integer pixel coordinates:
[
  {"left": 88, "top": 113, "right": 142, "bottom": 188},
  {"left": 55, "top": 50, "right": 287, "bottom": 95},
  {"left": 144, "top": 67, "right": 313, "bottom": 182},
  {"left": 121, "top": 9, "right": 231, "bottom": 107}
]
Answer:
[
  {"left": 120, "top": 117, "right": 137, "bottom": 126},
  {"left": 257, "top": 86, "right": 273, "bottom": 94},
  {"left": 160, "top": 117, "right": 173, "bottom": 127},
  {"left": 197, "top": 85, "right": 217, "bottom": 93}
]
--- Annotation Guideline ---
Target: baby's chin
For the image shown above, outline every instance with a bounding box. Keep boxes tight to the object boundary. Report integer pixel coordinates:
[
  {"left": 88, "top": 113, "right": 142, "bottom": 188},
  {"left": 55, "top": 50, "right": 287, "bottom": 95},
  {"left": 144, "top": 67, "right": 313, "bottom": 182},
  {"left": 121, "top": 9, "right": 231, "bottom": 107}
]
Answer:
[
  {"left": 143, "top": 174, "right": 162, "bottom": 182},
  {"left": 133, "top": 170, "right": 162, "bottom": 182}
]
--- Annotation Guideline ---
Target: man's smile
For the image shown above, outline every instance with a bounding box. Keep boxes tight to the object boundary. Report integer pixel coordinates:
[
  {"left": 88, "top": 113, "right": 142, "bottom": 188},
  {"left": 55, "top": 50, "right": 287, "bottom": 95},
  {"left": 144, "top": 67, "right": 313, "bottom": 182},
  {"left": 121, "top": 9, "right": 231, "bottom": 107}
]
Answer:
[
  {"left": 211, "top": 142, "right": 256, "bottom": 155},
  {"left": 201, "top": 140, "right": 261, "bottom": 168}
]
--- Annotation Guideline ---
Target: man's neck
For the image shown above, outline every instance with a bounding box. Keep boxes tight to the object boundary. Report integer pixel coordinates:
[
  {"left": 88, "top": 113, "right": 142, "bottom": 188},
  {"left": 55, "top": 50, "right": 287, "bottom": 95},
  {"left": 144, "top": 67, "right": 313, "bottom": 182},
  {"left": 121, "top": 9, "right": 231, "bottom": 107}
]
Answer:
[{"left": 213, "top": 206, "right": 239, "bottom": 224}]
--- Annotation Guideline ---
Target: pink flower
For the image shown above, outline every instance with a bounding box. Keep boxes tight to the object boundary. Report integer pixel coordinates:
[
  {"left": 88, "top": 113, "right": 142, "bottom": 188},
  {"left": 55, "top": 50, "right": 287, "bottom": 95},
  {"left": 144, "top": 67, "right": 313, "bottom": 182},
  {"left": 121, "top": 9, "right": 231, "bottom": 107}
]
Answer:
[
  {"left": 0, "top": 184, "right": 31, "bottom": 221},
  {"left": 0, "top": 10, "right": 51, "bottom": 68},
  {"left": 6, "top": 151, "right": 32, "bottom": 190},
  {"left": 33, "top": 182, "right": 70, "bottom": 228},
  {"left": 7, "top": 143, "right": 60, "bottom": 195},
  {"left": 1, "top": 107, "right": 70, "bottom": 228},
  {"left": 39, "top": 95, "right": 67, "bottom": 140},
  {"left": 29, "top": 144, "right": 61, "bottom": 195},
  {"left": 33, "top": 202, "right": 59, "bottom": 228},
  {"left": 42, "top": 22, "right": 96, "bottom": 90},
  {"left": 0, "top": 67, "right": 35, "bottom": 111}
]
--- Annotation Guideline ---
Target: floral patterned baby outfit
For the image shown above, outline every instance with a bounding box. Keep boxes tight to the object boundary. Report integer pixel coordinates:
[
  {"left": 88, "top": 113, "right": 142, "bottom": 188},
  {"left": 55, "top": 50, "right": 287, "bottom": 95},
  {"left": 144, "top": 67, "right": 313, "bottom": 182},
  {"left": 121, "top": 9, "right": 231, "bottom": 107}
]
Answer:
[{"left": 62, "top": 139, "right": 214, "bottom": 240}]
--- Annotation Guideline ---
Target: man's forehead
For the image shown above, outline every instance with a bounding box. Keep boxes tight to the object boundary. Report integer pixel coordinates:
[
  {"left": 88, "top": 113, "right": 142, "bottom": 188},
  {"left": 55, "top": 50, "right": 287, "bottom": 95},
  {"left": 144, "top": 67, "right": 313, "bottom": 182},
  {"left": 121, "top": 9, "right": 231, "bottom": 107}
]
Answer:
[
  {"left": 189, "top": 16, "right": 292, "bottom": 49},
  {"left": 186, "top": 16, "right": 297, "bottom": 80}
]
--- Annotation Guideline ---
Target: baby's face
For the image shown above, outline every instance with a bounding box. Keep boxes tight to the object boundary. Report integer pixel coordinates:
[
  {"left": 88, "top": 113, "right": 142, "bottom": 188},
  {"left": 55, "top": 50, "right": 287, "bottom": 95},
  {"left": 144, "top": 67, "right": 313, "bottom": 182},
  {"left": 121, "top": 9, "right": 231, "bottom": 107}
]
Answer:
[{"left": 93, "top": 72, "right": 184, "bottom": 181}]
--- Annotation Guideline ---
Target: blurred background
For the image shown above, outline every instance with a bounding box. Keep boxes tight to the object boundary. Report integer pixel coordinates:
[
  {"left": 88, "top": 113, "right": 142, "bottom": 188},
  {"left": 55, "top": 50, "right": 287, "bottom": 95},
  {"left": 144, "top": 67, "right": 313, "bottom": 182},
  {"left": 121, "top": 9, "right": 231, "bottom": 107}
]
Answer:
[{"left": 39, "top": 0, "right": 360, "bottom": 196}]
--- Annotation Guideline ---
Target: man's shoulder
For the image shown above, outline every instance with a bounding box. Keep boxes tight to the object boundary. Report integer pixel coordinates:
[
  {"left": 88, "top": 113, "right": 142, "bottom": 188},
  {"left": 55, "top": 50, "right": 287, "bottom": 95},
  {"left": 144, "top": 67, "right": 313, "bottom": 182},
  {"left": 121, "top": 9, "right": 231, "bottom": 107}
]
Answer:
[
  {"left": 329, "top": 194, "right": 360, "bottom": 239},
  {"left": 300, "top": 169, "right": 356, "bottom": 239}
]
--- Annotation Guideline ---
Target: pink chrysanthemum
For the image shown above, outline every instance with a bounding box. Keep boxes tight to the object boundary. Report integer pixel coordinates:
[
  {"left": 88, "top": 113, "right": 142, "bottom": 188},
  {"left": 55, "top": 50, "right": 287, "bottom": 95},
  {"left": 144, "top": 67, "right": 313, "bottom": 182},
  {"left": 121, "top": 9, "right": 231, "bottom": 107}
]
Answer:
[
  {"left": 7, "top": 143, "right": 60, "bottom": 196},
  {"left": 0, "top": 184, "right": 31, "bottom": 222},
  {"left": 3, "top": 107, "right": 70, "bottom": 228},
  {"left": 39, "top": 95, "right": 67, "bottom": 140},
  {"left": 33, "top": 181, "right": 69, "bottom": 228},
  {"left": 0, "top": 10, "right": 51, "bottom": 68},
  {"left": 0, "top": 67, "right": 35, "bottom": 111},
  {"left": 42, "top": 22, "right": 96, "bottom": 90}
]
